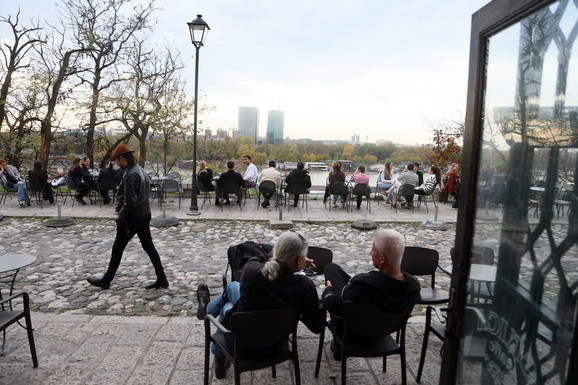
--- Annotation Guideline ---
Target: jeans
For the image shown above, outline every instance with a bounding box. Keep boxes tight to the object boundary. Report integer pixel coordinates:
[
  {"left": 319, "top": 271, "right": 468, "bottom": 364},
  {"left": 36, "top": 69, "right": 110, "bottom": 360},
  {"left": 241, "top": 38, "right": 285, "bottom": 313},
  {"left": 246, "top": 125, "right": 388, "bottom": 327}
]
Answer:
[
  {"left": 102, "top": 214, "right": 166, "bottom": 283},
  {"left": 206, "top": 281, "right": 241, "bottom": 357},
  {"left": 12, "top": 181, "right": 30, "bottom": 204}
]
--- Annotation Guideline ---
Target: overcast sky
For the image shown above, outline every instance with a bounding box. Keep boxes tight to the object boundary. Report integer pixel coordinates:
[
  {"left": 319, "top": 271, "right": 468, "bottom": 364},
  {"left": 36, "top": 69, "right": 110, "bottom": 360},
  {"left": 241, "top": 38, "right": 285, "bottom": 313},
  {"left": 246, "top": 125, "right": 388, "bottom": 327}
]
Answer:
[{"left": 1, "top": 0, "right": 492, "bottom": 145}]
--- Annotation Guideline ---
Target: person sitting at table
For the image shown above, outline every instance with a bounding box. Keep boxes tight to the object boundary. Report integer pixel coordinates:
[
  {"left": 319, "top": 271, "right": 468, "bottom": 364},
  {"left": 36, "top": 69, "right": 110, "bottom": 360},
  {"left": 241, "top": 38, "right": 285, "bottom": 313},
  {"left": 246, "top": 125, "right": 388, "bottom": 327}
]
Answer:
[
  {"left": 28, "top": 160, "right": 55, "bottom": 204},
  {"left": 284, "top": 161, "right": 311, "bottom": 207},
  {"left": 350, "top": 164, "right": 370, "bottom": 210},
  {"left": 414, "top": 165, "right": 441, "bottom": 196},
  {"left": 385, "top": 162, "right": 419, "bottom": 208},
  {"left": 257, "top": 160, "right": 281, "bottom": 208},
  {"left": 242, "top": 154, "right": 258, "bottom": 188},
  {"left": 445, "top": 163, "right": 460, "bottom": 208},
  {"left": 215, "top": 160, "right": 243, "bottom": 206},
  {"left": 97, "top": 159, "right": 120, "bottom": 205},
  {"left": 323, "top": 161, "right": 347, "bottom": 208},
  {"left": 377, "top": 161, "right": 395, "bottom": 203},
  {"left": 68, "top": 157, "right": 91, "bottom": 205},
  {"left": 321, "top": 229, "right": 421, "bottom": 360},
  {"left": 414, "top": 162, "right": 424, "bottom": 186},
  {"left": 0, "top": 158, "right": 31, "bottom": 208},
  {"left": 195, "top": 231, "right": 325, "bottom": 379},
  {"left": 197, "top": 160, "right": 214, "bottom": 192},
  {"left": 81, "top": 157, "right": 95, "bottom": 189}
]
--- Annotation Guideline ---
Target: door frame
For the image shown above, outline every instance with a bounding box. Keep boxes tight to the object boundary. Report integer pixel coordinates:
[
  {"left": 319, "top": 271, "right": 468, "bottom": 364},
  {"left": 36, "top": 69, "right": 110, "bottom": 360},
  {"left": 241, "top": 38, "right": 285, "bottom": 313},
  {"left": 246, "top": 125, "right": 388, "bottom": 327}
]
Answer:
[{"left": 439, "top": 0, "right": 578, "bottom": 383}]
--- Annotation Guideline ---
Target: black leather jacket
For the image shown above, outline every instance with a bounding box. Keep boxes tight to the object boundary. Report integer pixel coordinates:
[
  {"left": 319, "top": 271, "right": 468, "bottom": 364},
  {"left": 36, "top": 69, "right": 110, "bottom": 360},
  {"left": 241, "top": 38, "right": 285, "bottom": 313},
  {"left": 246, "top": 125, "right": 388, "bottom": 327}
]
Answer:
[{"left": 116, "top": 163, "right": 150, "bottom": 220}]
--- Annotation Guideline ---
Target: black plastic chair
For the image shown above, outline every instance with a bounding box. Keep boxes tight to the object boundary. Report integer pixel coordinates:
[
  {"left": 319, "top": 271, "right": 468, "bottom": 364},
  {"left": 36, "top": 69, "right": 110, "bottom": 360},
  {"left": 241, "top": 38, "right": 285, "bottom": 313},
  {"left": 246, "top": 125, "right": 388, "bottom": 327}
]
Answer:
[
  {"left": 315, "top": 301, "right": 409, "bottom": 385},
  {"left": 240, "top": 183, "right": 258, "bottom": 206},
  {"left": 396, "top": 183, "right": 415, "bottom": 213},
  {"left": 0, "top": 175, "right": 18, "bottom": 204},
  {"left": 0, "top": 292, "right": 38, "bottom": 367},
  {"left": 351, "top": 183, "right": 372, "bottom": 212},
  {"left": 64, "top": 176, "right": 89, "bottom": 207},
  {"left": 197, "top": 179, "right": 213, "bottom": 209},
  {"left": 219, "top": 180, "right": 242, "bottom": 211},
  {"left": 416, "top": 189, "right": 437, "bottom": 213},
  {"left": 203, "top": 307, "right": 301, "bottom": 385},
  {"left": 25, "top": 177, "right": 43, "bottom": 208},
  {"left": 325, "top": 182, "right": 349, "bottom": 212},
  {"left": 258, "top": 180, "right": 278, "bottom": 211},
  {"left": 285, "top": 180, "right": 310, "bottom": 211},
  {"left": 304, "top": 246, "right": 333, "bottom": 276},
  {"left": 400, "top": 246, "right": 449, "bottom": 305}
]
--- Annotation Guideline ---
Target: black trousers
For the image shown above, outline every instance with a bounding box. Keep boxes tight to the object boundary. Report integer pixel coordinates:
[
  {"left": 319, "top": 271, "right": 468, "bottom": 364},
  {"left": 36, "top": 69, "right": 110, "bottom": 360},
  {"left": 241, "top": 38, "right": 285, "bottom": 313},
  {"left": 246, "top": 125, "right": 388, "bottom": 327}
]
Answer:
[{"left": 102, "top": 213, "right": 166, "bottom": 283}]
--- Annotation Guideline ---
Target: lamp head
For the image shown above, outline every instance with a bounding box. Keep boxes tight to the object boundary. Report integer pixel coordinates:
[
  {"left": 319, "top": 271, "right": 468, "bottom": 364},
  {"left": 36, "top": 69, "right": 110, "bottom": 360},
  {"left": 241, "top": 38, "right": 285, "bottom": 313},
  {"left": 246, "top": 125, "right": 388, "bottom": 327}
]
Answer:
[{"left": 187, "top": 14, "right": 210, "bottom": 48}]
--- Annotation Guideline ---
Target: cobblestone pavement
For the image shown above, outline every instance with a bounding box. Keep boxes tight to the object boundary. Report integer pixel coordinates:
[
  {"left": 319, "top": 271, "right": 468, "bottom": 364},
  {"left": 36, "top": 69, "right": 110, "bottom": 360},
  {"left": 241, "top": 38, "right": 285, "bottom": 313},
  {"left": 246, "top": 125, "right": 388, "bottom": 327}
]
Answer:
[{"left": 1, "top": 218, "right": 458, "bottom": 316}]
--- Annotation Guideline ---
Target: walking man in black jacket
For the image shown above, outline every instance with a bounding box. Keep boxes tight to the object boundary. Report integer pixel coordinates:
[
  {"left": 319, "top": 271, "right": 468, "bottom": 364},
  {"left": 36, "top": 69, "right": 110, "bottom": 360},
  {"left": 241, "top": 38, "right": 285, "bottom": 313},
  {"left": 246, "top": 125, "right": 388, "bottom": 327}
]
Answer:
[
  {"left": 322, "top": 229, "right": 421, "bottom": 359},
  {"left": 87, "top": 145, "right": 168, "bottom": 290}
]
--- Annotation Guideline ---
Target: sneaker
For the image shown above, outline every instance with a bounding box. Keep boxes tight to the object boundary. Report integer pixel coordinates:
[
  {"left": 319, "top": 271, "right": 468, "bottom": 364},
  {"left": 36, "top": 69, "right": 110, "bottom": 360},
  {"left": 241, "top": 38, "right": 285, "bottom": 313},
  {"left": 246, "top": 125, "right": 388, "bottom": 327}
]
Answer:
[
  {"left": 332, "top": 204, "right": 338, "bottom": 208},
  {"left": 214, "top": 355, "right": 231, "bottom": 379},
  {"left": 18, "top": 200, "right": 25, "bottom": 208},
  {"left": 196, "top": 283, "right": 210, "bottom": 320}
]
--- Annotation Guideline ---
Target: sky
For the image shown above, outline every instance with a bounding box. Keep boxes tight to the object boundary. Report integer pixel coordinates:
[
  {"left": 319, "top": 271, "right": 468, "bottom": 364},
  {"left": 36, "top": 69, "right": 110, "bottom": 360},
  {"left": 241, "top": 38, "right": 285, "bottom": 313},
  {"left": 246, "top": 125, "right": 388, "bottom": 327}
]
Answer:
[{"left": 1, "top": 0, "right": 492, "bottom": 145}]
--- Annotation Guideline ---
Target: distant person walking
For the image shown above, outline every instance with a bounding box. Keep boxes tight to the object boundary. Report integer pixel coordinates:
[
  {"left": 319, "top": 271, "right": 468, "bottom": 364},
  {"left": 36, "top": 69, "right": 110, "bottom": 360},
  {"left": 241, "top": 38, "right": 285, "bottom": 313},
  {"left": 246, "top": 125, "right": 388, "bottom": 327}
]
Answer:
[{"left": 86, "top": 145, "right": 168, "bottom": 290}]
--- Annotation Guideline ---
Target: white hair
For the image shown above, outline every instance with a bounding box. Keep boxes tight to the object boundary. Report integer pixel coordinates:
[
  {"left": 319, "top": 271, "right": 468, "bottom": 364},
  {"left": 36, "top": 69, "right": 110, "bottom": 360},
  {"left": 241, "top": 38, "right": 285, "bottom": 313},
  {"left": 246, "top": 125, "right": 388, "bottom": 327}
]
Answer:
[
  {"left": 373, "top": 229, "right": 405, "bottom": 267},
  {"left": 262, "top": 231, "right": 308, "bottom": 281}
]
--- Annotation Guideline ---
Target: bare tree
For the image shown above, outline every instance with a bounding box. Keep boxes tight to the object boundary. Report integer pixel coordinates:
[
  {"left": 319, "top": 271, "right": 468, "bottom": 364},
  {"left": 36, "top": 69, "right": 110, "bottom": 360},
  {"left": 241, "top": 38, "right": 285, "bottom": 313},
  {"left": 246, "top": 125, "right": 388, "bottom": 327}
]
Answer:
[{"left": 64, "top": 0, "right": 156, "bottom": 168}]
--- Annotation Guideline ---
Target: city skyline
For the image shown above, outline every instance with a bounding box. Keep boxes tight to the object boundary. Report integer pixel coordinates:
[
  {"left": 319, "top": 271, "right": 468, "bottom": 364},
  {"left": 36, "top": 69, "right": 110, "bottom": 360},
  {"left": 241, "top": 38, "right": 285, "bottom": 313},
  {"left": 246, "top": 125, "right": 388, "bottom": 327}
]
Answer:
[{"left": 1, "top": 0, "right": 492, "bottom": 146}]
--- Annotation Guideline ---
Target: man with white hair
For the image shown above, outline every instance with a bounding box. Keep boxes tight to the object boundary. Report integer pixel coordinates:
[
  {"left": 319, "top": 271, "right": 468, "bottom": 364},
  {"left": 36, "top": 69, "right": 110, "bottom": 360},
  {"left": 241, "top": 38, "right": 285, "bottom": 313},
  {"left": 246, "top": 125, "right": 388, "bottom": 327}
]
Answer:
[{"left": 322, "top": 229, "right": 421, "bottom": 359}]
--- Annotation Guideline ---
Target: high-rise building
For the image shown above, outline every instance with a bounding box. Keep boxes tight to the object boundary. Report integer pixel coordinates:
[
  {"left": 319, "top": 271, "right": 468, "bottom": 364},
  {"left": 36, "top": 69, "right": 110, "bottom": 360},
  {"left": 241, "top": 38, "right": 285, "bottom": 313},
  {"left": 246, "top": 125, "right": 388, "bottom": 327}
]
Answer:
[
  {"left": 237, "top": 106, "right": 259, "bottom": 143},
  {"left": 266, "top": 110, "right": 284, "bottom": 145}
]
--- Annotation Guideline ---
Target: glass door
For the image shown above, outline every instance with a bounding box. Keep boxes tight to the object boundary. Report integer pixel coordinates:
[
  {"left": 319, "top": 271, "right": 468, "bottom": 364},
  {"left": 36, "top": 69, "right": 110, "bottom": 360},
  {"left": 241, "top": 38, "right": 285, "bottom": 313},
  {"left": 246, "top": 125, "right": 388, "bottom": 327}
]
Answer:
[{"left": 441, "top": 0, "right": 578, "bottom": 384}]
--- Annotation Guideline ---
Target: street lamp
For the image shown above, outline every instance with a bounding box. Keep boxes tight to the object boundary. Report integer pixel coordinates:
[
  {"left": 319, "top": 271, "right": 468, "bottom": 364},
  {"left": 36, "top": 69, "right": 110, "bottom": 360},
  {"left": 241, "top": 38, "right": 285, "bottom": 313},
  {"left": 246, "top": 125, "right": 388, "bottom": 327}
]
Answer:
[{"left": 186, "top": 14, "right": 210, "bottom": 216}]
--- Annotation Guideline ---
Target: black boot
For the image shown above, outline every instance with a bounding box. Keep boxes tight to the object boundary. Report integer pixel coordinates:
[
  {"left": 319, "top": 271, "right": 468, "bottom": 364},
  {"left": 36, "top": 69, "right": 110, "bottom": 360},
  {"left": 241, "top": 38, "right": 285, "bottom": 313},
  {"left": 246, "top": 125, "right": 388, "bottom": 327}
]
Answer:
[
  {"left": 145, "top": 276, "right": 169, "bottom": 289},
  {"left": 87, "top": 276, "right": 111, "bottom": 290},
  {"left": 215, "top": 355, "right": 231, "bottom": 379}
]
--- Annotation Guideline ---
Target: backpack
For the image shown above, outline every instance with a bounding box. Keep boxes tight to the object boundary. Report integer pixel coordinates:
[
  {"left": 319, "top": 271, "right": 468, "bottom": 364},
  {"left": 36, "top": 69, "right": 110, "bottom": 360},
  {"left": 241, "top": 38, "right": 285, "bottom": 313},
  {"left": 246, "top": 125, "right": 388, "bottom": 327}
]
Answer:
[{"left": 226, "top": 241, "right": 273, "bottom": 282}]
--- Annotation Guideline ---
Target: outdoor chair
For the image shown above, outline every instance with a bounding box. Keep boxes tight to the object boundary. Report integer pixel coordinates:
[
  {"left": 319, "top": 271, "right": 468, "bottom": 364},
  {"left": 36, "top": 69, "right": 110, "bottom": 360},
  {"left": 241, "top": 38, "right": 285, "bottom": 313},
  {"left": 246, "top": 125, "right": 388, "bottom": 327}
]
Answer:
[
  {"left": 63, "top": 176, "right": 89, "bottom": 207},
  {"left": 0, "top": 174, "right": 18, "bottom": 205},
  {"left": 161, "top": 178, "right": 182, "bottom": 209},
  {"left": 167, "top": 171, "right": 183, "bottom": 195},
  {"left": 219, "top": 180, "right": 242, "bottom": 211},
  {"left": 396, "top": 183, "right": 415, "bottom": 213},
  {"left": 197, "top": 179, "right": 214, "bottom": 209},
  {"left": 285, "top": 180, "right": 310, "bottom": 212},
  {"left": 0, "top": 292, "right": 38, "bottom": 368},
  {"left": 303, "top": 246, "right": 333, "bottom": 277},
  {"left": 203, "top": 307, "right": 301, "bottom": 385},
  {"left": 315, "top": 301, "right": 409, "bottom": 385},
  {"left": 351, "top": 183, "right": 372, "bottom": 212},
  {"left": 554, "top": 187, "right": 572, "bottom": 219},
  {"left": 416, "top": 189, "right": 437, "bottom": 214},
  {"left": 97, "top": 178, "right": 118, "bottom": 207},
  {"left": 25, "top": 177, "right": 44, "bottom": 208},
  {"left": 450, "top": 246, "right": 496, "bottom": 305},
  {"left": 240, "top": 183, "right": 258, "bottom": 206},
  {"left": 401, "top": 246, "right": 449, "bottom": 306},
  {"left": 258, "top": 180, "right": 278, "bottom": 211},
  {"left": 325, "top": 182, "right": 349, "bottom": 212}
]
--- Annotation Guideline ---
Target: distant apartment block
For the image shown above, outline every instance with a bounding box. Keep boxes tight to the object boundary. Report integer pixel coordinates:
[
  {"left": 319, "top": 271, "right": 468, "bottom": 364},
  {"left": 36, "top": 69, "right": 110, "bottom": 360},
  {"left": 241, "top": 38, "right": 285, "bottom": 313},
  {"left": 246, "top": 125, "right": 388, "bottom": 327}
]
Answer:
[
  {"left": 238, "top": 106, "right": 259, "bottom": 143},
  {"left": 266, "top": 110, "right": 284, "bottom": 145}
]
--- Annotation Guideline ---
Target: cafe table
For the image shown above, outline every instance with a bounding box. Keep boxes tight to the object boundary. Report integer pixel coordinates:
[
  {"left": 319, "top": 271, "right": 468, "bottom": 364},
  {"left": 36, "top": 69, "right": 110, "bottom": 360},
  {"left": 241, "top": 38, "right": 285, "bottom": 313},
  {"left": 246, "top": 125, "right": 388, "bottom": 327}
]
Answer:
[{"left": 0, "top": 253, "right": 37, "bottom": 307}]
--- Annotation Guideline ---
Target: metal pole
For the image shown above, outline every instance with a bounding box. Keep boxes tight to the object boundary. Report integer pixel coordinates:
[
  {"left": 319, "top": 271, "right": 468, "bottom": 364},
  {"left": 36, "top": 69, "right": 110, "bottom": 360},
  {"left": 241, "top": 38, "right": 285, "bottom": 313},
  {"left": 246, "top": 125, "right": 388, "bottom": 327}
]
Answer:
[{"left": 187, "top": 45, "right": 201, "bottom": 216}]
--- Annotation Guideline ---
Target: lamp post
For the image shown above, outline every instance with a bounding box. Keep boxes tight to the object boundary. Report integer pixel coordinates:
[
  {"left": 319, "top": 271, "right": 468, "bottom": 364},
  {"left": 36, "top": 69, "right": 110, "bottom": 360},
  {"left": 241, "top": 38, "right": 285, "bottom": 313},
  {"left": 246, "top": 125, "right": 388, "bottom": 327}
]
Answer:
[{"left": 186, "top": 14, "right": 210, "bottom": 216}]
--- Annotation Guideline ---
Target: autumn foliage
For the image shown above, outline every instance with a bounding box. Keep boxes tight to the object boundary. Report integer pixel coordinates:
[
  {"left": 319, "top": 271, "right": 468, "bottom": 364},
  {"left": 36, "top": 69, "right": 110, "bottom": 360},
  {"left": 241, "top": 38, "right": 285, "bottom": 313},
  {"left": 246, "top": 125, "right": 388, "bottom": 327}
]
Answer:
[{"left": 425, "top": 122, "right": 464, "bottom": 168}]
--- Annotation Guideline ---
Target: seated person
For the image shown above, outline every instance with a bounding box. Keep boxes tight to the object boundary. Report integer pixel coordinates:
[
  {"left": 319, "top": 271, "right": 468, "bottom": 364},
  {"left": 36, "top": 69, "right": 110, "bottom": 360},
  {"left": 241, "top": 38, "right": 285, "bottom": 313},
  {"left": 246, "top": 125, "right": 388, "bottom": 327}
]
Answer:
[
  {"left": 414, "top": 162, "right": 424, "bottom": 186},
  {"left": 377, "top": 161, "right": 395, "bottom": 203},
  {"left": 322, "top": 229, "right": 421, "bottom": 359},
  {"left": 215, "top": 160, "right": 243, "bottom": 205},
  {"left": 28, "top": 160, "right": 55, "bottom": 204},
  {"left": 81, "top": 157, "right": 95, "bottom": 189},
  {"left": 445, "top": 163, "right": 460, "bottom": 208},
  {"left": 0, "top": 158, "right": 31, "bottom": 207},
  {"left": 386, "top": 163, "right": 419, "bottom": 207},
  {"left": 68, "top": 157, "right": 91, "bottom": 204},
  {"left": 196, "top": 160, "right": 214, "bottom": 192},
  {"left": 257, "top": 160, "right": 281, "bottom": 208},
  {"left": 242, "top": 154, "right": 258, "bottom": 187},
  {"left": 284, "top": 161, "right": 311, "bottom": 207},
  {"left": 196, "top": 231, "right": 325, "bottom": 379},
  {"left": 350, "top": 164, "right": 370, "bottom": 210},
  {"left": 323, "top": 161, "right": 347, "bottom": 208},
  {"left": 97, "top": 159, "right": 120, "bottom": 204},
  {"left": 414, "top": 165, "right": 441, "bottom": 196}
]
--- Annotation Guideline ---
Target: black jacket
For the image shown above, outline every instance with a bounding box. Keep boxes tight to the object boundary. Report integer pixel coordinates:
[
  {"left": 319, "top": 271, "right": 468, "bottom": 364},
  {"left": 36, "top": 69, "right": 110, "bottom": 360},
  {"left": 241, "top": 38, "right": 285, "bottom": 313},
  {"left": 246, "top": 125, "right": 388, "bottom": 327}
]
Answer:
[
  {"left": 226, "top": 258, "right": 325, "bottom": 335},
  {"left": 216, "top": 169, "right": 243, "bottom": 188},
  {"left": 68, "top": 166, "right": 85, "bottom": 186},
  {"left": 115, "top": 163, "right": 150, "bottom": 220},
  {"left": 322, "top": 270, "right": 421, "bottom": 318},
  {"left": 97, "top": 168, "right": 120, "bottom": 189},
  {"left": 285, "top": 168, "right": 311, "bottom": 191},
  {"left": 198, "top": 168, "right": 214, "bottom": 191}
]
